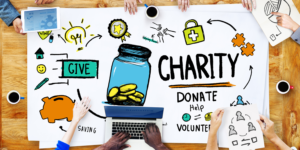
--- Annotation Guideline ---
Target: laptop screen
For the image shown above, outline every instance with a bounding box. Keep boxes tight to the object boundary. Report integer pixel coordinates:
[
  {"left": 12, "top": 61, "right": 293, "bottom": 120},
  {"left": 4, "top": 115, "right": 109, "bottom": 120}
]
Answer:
[{"left": 104, "top": 106, "right": 164, "bottom": 119}]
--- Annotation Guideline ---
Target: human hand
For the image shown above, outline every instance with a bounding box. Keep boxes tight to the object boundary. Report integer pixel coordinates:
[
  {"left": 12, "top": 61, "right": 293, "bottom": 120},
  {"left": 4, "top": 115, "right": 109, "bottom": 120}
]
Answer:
[
  {"left": 257, "top": 115, "right": 279, "bottom": 142},
  {"left": 242, "top": 0, "right": 256, "bottom": 12},
  {"left": 72, "top": 97, "right": 91, "bottom": 123},
  {"left": 12, "top": 18, "right": 25, "bottom": 35},
  {"left": 35, "top": 0, "right": 55, "bottom": 5},
  {"left": 173, "top": 0, "right": 189, "bottom": 12},
  {"left": 99, "top": 132, "right": 131, "bottom": 150},
  {"left": 124, "top": 0, "right": 142, "bottom": 15},
  {"left": 272, "top": 12, "right": 300, "bottom": 32},
  {"left": 142, "top": 124, "right": 165, "bottom": 149},
  {"left": 209, "top": 108, "right": 224, "bottom": 135}
]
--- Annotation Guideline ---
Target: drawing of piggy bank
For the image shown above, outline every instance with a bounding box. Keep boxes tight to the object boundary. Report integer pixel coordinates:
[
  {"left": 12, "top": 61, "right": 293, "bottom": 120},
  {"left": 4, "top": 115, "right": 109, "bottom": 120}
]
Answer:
[{"left": 40, "top": 95, "right": 75, "bottom": 123}]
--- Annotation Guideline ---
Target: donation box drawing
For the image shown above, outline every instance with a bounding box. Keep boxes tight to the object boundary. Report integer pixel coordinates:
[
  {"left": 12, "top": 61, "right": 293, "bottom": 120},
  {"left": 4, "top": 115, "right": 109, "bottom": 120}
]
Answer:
[
  {"left": 106, "top": 44, "right": 152, "bottom": 106},
  {"left": 40, "top": 95, "right": 75, "bottom": 123}
]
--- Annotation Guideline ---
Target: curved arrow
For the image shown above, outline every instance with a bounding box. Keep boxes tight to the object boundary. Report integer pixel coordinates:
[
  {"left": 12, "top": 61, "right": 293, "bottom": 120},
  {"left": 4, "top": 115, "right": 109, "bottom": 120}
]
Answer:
[
  {"left": 207, "top": 19, "right": 236, "bottom": 31},
  {"left": 77, "top": 89, "right": 106, "bottom": 119},
  {"left": 243, "top": 65, "right": 253, "bottom": 89},
  {"left": 85, "top": 34, "right": 102, "bottom": 47},
  {"left": 58, "top": 34, "right": 66, "bottom": 43}
]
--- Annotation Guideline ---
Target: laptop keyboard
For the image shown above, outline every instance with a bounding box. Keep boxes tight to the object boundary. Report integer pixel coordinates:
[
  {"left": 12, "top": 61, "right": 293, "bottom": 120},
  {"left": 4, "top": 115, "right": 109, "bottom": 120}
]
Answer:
[{"left": 112, "top": 122, "right": 149, "bottom": 140}]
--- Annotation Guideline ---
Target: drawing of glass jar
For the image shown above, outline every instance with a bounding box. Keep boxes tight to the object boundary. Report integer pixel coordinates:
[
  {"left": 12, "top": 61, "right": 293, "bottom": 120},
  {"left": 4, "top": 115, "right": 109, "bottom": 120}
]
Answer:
[{"left": 107, "top": 44, "right": 152, "bottom": 106}]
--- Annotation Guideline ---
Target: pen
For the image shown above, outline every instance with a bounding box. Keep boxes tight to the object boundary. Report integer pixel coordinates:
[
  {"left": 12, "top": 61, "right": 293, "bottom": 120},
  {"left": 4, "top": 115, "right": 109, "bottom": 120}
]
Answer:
[{"left": 35, "top": 78, "right": 49, "bottom": 90}]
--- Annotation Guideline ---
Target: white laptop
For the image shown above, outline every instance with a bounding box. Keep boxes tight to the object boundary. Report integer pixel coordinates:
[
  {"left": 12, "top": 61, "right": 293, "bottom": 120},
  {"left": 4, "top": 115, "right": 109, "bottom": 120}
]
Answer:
[{"left": 104, "top": 106, "right": 164, "bottom": 150}]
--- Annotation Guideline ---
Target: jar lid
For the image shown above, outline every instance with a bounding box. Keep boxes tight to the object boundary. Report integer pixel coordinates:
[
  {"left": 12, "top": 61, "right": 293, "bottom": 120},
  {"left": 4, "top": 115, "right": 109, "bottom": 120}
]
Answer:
[{"left": 118, "top": 44, "right": 151, "bottom": 58}]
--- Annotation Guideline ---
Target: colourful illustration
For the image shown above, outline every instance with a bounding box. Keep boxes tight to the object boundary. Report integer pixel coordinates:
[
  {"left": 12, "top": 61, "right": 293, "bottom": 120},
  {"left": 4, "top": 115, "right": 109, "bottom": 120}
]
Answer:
[
  {"left": 230, "top": 95, "right": 251, "bottom": 107},
  {"left": 62, "top": 19, "right": 100, "bottom": 51},
  {"left": 106, "top": 44, "right": 151, "bottom": 106},
  {"left": 35, "top": 78, "right": 49, "bottom": 90},
  {"left": 241, "top": 43, "right": 255, "bottom": 56},
  {"left": 108, "top": 19, "right": 131, "bottom": 42},
  {"left": 38, "top": 31, "right": 52, "bottom": 40},
  {"left": 37, "top": 64, "right": 46, "bottom": 74},
  {"left": 35, "top": 48, "right": 44, "bottom": 59},
  {"left": 183, "top": 19, "right": 205, "bottom": 45},
  {"left": 182, "top": 113, "right": 191, "bottom": 122},
  {"left": 57, "top": 59, "right": 99, "bottom": 79},
  {"left": 232, "top": 33, "right": 245, "bottom": 47},
  {"left": 40, "top": 95, "right": 75, "bottom": 123},
  {"left": 205, "top": 112, "right": 212, "bottom": 121}
]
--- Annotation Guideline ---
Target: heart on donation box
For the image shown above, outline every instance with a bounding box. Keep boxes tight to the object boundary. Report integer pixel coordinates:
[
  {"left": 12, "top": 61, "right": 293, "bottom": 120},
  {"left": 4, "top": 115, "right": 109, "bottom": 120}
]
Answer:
[{"left": 38, "top": 31, "right": 52, "bottom": 40}]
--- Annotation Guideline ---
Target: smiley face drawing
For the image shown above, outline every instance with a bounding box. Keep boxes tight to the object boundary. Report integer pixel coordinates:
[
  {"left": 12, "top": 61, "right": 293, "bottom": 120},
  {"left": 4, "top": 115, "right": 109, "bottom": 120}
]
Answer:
[{"left": 37, "top": 64, "right": 46, "bottom": 74}]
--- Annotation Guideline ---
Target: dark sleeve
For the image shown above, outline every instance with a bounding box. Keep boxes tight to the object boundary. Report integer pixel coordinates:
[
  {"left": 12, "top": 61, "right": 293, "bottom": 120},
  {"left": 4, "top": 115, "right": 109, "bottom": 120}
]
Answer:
[
  {"left": 291, "top": 27, "right": 300, "bottom": 45},
  {"left": 55, "top": 140, "right": 70, "bottom": 150},
  {"left": 0, "top": 0, "right": 21, "bottom": 26}
]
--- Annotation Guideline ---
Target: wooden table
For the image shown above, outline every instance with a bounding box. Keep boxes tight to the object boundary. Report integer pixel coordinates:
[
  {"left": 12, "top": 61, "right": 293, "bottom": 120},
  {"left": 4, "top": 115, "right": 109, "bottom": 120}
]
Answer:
[{"left": 1, "top": 0, "right": 300, "bottom": 149}]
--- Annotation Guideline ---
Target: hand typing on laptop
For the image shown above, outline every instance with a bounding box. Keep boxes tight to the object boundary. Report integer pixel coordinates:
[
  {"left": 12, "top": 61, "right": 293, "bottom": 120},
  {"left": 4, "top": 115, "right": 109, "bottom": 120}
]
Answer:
[
  {"left": 94, "top": 124, "right": 169, "bottom": 150},
  {"left": 142, "top": 124, "right": 169, "bottom": 150}
]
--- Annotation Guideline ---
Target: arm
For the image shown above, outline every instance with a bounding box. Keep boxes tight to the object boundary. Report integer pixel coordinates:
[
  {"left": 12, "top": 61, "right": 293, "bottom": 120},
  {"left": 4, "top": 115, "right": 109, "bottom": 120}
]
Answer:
[
  {"left": 0, "top": 0, "right": 20, "bottom": 26},
  {"left": 272, "top": 12, "right": 300, "bottom": 45},
  {"left": 56, "top": 97, "right": 91, "bottom": 150},
  {"left": 206, "top": 108, "right": 224, "bottom": 150},
  {"left": 142, "top": 124, "right": 169, "bottom": 150},
  {"left": 257, "top": 115, "right": 291, "bottom": 150},
  {"left": 291, "top": 28, "right": 300, "bottom": 45}
]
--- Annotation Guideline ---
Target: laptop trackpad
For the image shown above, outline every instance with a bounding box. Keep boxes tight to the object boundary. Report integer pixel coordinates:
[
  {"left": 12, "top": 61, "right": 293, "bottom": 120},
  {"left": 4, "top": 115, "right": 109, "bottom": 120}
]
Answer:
[{"left": 125, "top": 141, "right": 154, "bottom": 150}]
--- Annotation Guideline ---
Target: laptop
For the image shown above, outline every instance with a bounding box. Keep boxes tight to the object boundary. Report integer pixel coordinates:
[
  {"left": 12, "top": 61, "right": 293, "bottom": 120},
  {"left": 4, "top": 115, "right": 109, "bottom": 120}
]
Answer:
[{"left": 104, "top": 106, "right": 164, "bottom": 150}]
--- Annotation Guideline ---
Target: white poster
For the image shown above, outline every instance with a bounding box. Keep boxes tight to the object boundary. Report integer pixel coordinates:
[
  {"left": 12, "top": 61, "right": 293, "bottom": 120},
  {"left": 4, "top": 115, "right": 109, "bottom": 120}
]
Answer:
[{"left": 28, "top": 6, "right": 268, "bottom": 144}]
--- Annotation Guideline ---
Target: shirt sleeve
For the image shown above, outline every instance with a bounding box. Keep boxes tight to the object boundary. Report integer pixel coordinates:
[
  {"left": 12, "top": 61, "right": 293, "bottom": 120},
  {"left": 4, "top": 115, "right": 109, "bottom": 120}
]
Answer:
[
  {"left": 0, "top": 0, "right": 21, "bottom": 26},
  {"left": 55, "top": 140, "right": 70, "bottom": 150},
  {"left": 291, "top": 27, "right": 300, "bottom": 45}
]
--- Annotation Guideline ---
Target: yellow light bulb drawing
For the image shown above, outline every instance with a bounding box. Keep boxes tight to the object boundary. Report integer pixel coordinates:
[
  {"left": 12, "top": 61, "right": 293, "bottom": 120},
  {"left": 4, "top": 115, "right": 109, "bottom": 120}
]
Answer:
[
  {"left": 62, "top": 19, "right": 92, "bottom": 45},
  {"left": 62, "top": 19, "right": 100, "bottom": 52}
]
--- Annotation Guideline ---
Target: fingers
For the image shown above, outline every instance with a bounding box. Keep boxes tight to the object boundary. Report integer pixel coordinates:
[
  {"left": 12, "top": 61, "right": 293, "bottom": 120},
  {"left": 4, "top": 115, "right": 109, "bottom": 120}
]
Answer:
[
  {"left": 272, "top": 12, "right": 284, "bottom": 16},
  {"left": 212, "top": 108, "right": 222, "bottom": 118},
  {"left": 42, "top": 0, "right": 47, "bottom": 4},
  {"left": 36, "top": 0, "right": 43, "bottom": 5},
  {"left": 155, "top": 125, "right": 160, "bottom": 133},
  {"left": 119, "top": 132, "right": 128, "bottom": 139},
  {"left": 120, "top": 144, "right": 131, "bottom": 149},
  {"left": 187, "top": 0, "right": 190, "bottom": 8},
  {"left": 178, "top": 0, "right": 182, "bottom": 10},
  {"left": 241, "top": 0, "right": 245, "bottom": 8},
  {"left": 134, "top": 1, "right": 138, "bottom": 13},
  {"left": 252, "top": 0, "right": 256, "bottom": 9},
  {"left": 218, "top": 109, "right": 224, "bottom": 120},
  {"left": 115, "top": 132, "right": 121, "bottom": 137},
  {"left": 142, "top": 131, "right": 148, "bottom": 143},
  {"left": 146, "top": 124, "right": 151, "bottom": 134},
  {"left": 183, "top": 0, "right": 188, "bottom": 12},
  {"left": 247, "top": 0, "right": 252, "bottom": 12},
  {"left": 257, "top": 120, "right": 265, "bottom": 131},
  {"left": 138, "top": 0, "right": 142, "bottom": 3},
  {"left": 120, "top": 133, "right": 131, "bottom": 143},
  {"left": 124, "top": 1, "right": 127, "bottom": 12}
]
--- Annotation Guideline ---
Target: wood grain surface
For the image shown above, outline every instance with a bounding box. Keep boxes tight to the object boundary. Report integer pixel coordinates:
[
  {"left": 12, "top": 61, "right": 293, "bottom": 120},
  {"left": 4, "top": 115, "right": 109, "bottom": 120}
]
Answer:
[{"left": 1, "top": 0, "right": 300, "bottom": 149}]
